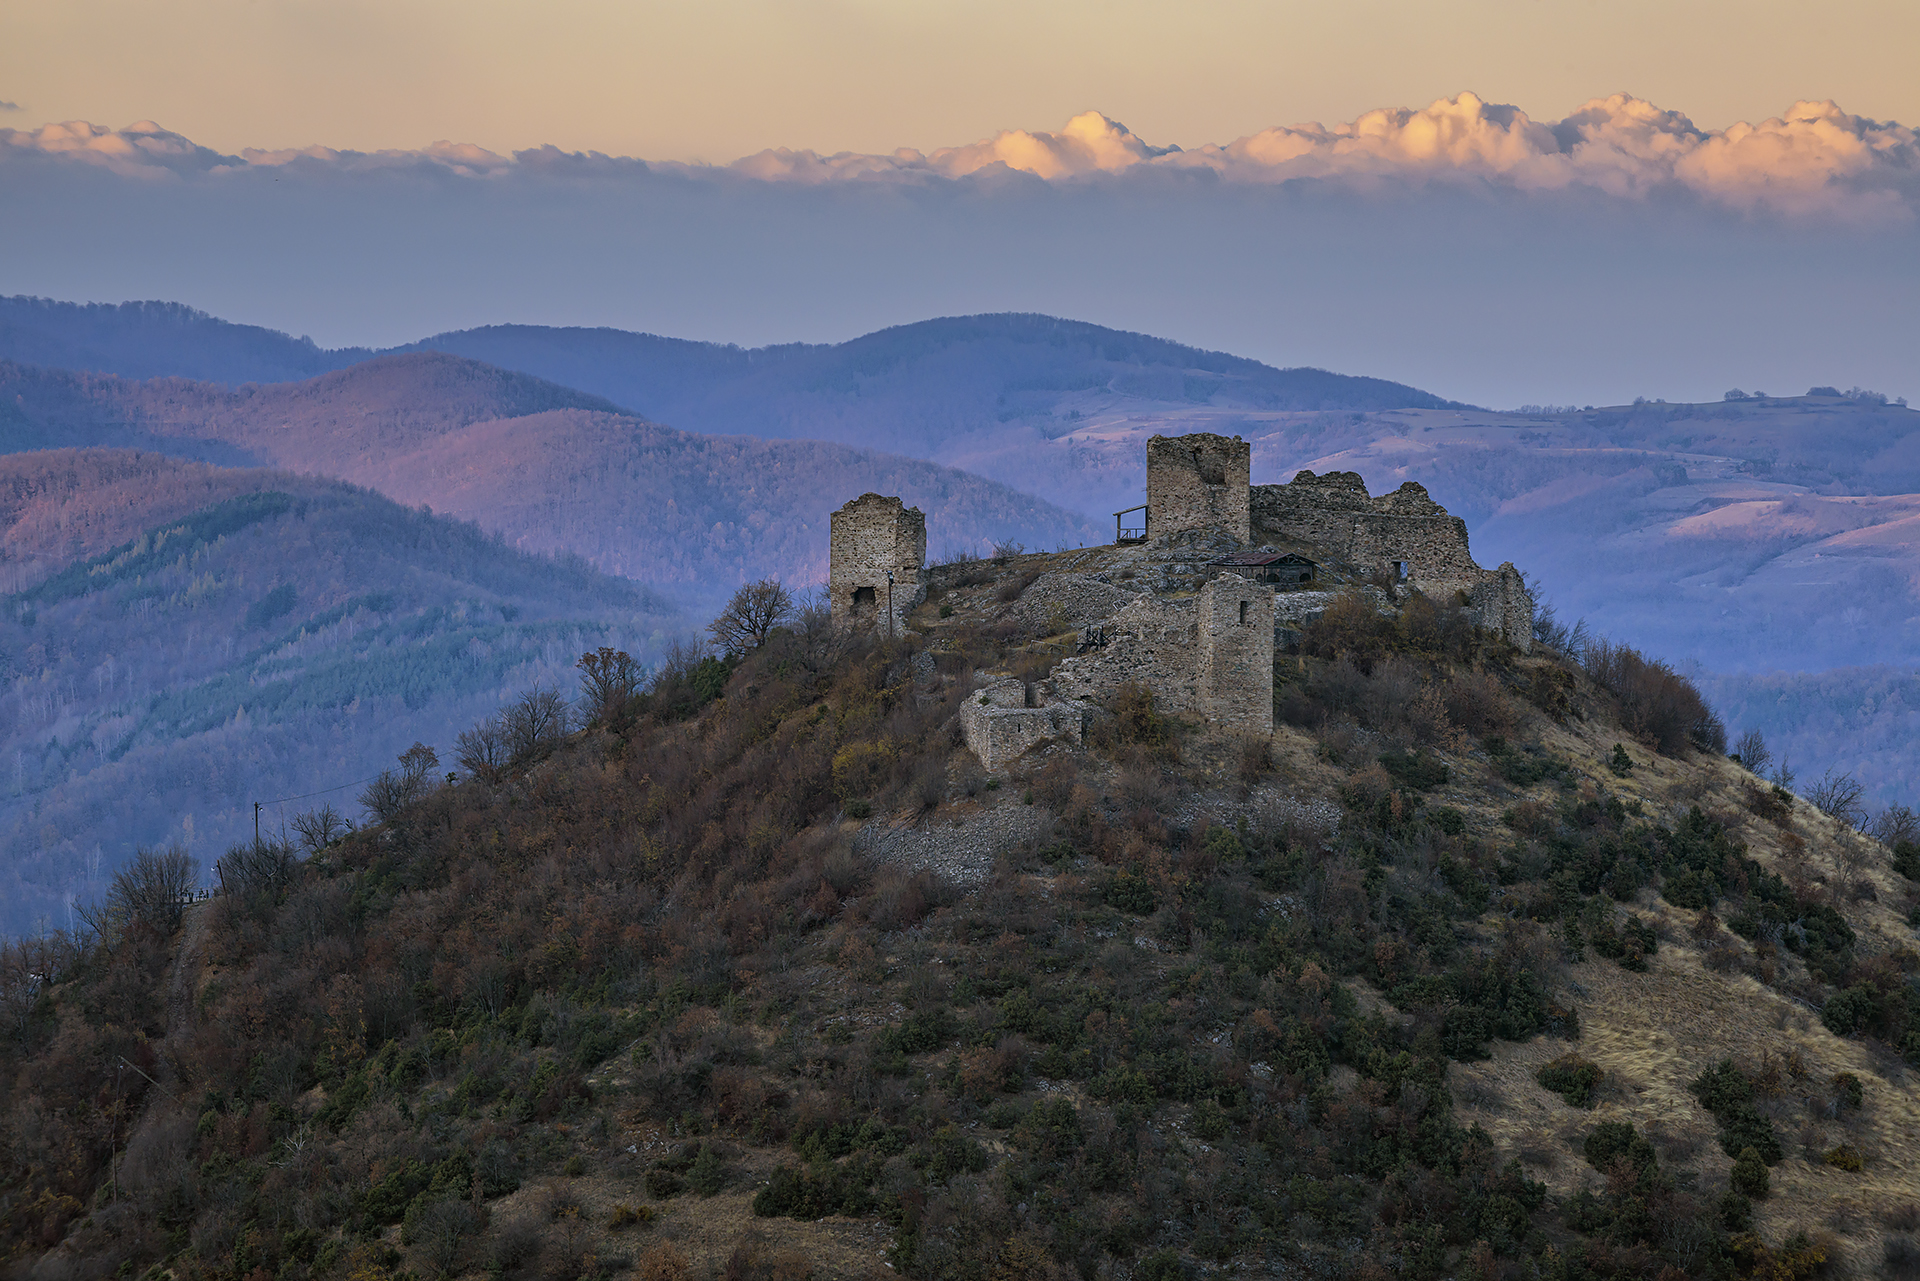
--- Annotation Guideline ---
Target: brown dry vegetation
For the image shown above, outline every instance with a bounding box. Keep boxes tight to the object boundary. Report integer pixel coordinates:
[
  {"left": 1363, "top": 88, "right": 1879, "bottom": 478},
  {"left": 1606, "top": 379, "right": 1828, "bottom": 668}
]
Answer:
[{"left": 2, "top": 556, "right": 1917, "bottom": 1281}]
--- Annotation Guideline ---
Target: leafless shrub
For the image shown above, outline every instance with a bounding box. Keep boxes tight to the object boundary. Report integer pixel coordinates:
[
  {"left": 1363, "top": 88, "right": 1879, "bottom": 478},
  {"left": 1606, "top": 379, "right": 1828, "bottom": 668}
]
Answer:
[
  {"left": 990, "top": 539, "right": 1027, "bottom": 559},
  {"left": 1237, "top": 735, "right": 1273, "bottom": 783},
  {"left": 457, "top": 717, "right": 510, "bottom": 785},
  {"left": 1441, "top": 670, "right": 1515, "bottom": 739},
  {"left": 1732, "top": 728, "right": 1772, "bottom": 777},
  {"left": 1582, "top": 637, "right": 1724, "bottom": 755},
  {"left": 1529, "top": 584, "right": 1589, "bottom": 657},
  {"left": 1869, "top": 804, "right": 1919, "bottom": 848},
  {"left": 216, "top": 838, "right": 294, "bottom": 898},
  {"left": 288, "top": 803, "right": 347, "bottom": 854},
  {"left": 1253, "top": 795, "right": 1341, "bottom": 852},
  {"left": 577, "top": 646, "right": 644, "bottom": 724},
  {"left": 360, "top": 742, "right": 442, "bottom": 824},
  {"left": 414, "top": 1198, "right": 482, "bottom": 1273},
  {"left": 505, "top": 687, "right": 572, "bottom": 763},
  {"left": 88, "top": 846, "right": 199, "bottom": 938},
  {"left": 1807, "top": 769, "right": 1867, "bottom": 829},
  {"left": 488, "top": 1214, "right": 544, "bottom": 1276},
  {"left": 1, "top": 929, "right": 83, "bottom": 1036}
]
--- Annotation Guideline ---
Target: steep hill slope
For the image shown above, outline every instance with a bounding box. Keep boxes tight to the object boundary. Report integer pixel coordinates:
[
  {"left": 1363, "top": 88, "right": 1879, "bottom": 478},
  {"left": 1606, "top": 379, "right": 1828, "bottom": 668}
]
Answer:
[
  {"left": 0, "top": 358, "right": 1102, "bottom": 607},
  {"left": 3, "top": 559, "right": 1915, "bottom": 1281},
  {"left": 0, "top": 452, "right": 679, "bottom": 935}
]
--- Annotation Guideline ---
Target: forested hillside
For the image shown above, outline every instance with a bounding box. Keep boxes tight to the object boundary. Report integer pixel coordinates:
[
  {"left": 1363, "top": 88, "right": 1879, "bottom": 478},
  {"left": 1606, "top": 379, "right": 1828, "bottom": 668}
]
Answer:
[
  {"left": 0, "top": 454, "right": 678, "bottom": 935},
  {"left": 3, "top": 561, "right": 1916, "bottom": 1280},
  {"left": 0, "top": 357, "right": 1102, "bottom": 608},
  {"left": 395, "top": 313, "right": 1470, "bottom": 451},
  {"left": 0, "top": 296, "right": 369, "bottom": 385}
]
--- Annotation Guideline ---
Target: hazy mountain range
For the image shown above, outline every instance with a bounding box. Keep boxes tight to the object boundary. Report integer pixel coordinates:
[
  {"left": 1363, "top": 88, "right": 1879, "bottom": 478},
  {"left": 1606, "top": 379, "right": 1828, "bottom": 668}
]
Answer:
[{"left": 0, "top": 347, "right": 1105, "bottom": 598}]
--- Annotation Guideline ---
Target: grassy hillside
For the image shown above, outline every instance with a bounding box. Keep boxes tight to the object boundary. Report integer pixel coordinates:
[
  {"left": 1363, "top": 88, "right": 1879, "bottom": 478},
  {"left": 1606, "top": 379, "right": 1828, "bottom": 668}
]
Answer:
[
  {"left": 0, "top": 454, "right": 680, "bottom": 936},
  {"left": 2, "top": 560, "right": 1915, "bottom": 1280}
]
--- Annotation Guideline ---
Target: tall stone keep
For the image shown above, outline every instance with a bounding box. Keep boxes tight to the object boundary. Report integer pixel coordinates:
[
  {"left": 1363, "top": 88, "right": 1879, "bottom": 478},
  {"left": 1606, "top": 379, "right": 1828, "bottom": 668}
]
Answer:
[
  {"left": 1196, "top": 572, "right": 1274, "bottom": 736},
  {"left": 829, "top": 493, "right": 927, "bottom": 634},
  {"left": 1146, "top": 433, "right": 1251, "bottom": 543}
]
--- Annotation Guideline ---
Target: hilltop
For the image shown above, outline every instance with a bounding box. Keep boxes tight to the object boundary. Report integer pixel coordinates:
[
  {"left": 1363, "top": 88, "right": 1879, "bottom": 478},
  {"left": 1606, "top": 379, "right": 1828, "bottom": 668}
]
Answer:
[{"left": 3, "top": 533, "right": 1916, "bottom": 1280}]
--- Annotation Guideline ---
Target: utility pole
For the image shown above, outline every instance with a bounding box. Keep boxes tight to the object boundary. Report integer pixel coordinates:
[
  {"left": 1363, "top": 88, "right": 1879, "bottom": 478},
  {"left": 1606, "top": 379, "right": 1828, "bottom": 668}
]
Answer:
[{"left": 254, "top": 800, "right": 261, "bottom": 844}]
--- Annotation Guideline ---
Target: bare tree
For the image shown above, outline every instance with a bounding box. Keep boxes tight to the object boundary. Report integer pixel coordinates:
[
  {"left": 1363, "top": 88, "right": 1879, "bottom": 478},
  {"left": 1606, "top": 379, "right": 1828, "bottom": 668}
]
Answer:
[
  {"left": 1523, "top": 572, "right": 1587, "bottom": 656},
  {"left": 0, "top": 928, "right": 81, "bottom": 1038},
  {"left": 216, "top": 838, "right": 295, "bottom": 898},
  {"left": 707, "top": 579, "right": 794, "bottom": 656},
  {"left": 456, "top": 718, "right": 509, "bottom": 785},
  {"left": 360, "top": 742, "right": 443, "bottom": 825},
  {"left": 577, "top": 646, "right": 643, "bottom": 724},
  {"left": 1807, "top": 769, "right": 1867, "bottom": 829},
  {"left": 289, "top": 803, "right": 347, "bottom": 855},
  {"left": 505, "top": 685, "right": 572, "bottom": 762},
  {"left": 99, "top": 846, "right": 199, "bottom": 936},
  {"left": 1868, "top": 804, "right": 1919, "bottom": 849},
  {"left": 1770, "top": 756, "right": 1797, "bottom": 792},
  {"left": 1732, "top": 729, "right": 1771, "bottom": 778}
]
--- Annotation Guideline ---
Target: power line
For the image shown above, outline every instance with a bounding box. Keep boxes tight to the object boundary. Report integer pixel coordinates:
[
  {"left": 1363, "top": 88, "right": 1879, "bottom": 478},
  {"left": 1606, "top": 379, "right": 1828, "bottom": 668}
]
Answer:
[{"left": 257, "top": 773, "right": 382, "bottom": 808}]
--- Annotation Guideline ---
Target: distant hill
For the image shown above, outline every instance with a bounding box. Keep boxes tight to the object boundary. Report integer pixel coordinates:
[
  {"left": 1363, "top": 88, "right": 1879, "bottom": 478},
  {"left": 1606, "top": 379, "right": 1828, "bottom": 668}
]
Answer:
[
  {"left": 0, "top": 297, "right": 1465, "bottom": 467},
  {"left": 395, "top": 313, "right": 1471, "bottom": 452},
  {"left": 0, "top": 295, "right": 369, "bottom": 384},
  {"left": 0, "top": 451, "right": 679, "bottom": 935},
  {"left": 0, "top": 355, "right": 1105, "bottom": 605}
]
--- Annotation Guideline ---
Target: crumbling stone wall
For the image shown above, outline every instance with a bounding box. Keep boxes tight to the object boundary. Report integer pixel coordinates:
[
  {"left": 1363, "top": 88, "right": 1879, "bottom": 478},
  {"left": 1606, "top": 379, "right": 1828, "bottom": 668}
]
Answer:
[
  {"left": 1146, "top": 433, "right": 1250, "bottom": 543},
  {"left": 960, "top": 678, "right": 1089, "bottom": 771},
  {"left": 1196, "top": 573, "right": 1275, "bottom": 736},
  {"left": 1469, "top": 562, "right": 1533, "bottom": 651},
  {"left": 1049, "top": 595, "right": 1199, "bottom": 713},
  {"left": 1254, "top": 472, "right": 1481, "bottom": 593},
  {"left": 829, "top": 493, "right": 927, "bottom": 633}
]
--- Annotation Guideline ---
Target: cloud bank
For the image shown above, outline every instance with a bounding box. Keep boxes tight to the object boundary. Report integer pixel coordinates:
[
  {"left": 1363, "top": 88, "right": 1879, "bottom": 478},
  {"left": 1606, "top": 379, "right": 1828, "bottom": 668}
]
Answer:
[{"left": 5, "top": 93, "right": 1919, "bottom": 217}]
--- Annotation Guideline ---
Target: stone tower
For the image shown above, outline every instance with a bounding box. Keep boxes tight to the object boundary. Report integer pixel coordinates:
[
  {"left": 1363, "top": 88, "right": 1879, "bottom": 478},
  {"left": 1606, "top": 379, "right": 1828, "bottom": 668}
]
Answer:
[
  {"left": 1196, "top": 572, "right": 1274, "bottom": 736},
  {"left": 829, "top": 493, "right": 927, "bottom": 634},
  {"left": 1146, "top": 433, "right": 1251, "bottom": 542}
]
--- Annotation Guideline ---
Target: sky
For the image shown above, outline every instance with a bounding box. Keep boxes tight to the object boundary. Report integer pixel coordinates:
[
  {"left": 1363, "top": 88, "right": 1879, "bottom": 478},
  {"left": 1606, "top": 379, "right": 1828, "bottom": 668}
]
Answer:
[
  {"left": 7, "top": 0, "right": 1920, "bottom": 161},
  {"left": 2, "top": 1, "right": 1918, "bottom": 407}
]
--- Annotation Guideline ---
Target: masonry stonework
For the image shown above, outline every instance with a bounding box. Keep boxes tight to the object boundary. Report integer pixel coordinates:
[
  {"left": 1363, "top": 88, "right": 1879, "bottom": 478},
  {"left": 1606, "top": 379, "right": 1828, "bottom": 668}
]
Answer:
[
  {"left": 960, "top": 679, "right": 1089, "bottom": 772},
  {"left": 829, "top": 435, "right": 1534, "bottom": 774},
  {"left": 1049, "top": 596, "right": 1199, "bottom": 713},
  {"left": 1247, "top": 469, "right": 1529, "bottom": 648},
  {"left": 829, "top": 493, "right": 927, "bottom": 634},
  {"left": 1146, "top": 433, "right": 1251, "bottom": 543},
  {"left": 1196, "top": 573, "right": 1275, "bottom": 736}
]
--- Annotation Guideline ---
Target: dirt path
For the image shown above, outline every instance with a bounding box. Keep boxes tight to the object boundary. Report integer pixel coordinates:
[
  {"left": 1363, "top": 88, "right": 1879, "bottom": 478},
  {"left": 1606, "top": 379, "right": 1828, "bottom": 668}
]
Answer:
[{"left": 157, "top": 901, "right": 209, "bottom": 1091}]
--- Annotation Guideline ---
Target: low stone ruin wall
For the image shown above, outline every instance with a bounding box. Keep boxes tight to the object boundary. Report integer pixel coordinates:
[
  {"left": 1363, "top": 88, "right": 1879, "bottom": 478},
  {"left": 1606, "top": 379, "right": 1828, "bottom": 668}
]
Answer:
[{"left": 960, "top": 678, "right": 1089, "bottom": 771}]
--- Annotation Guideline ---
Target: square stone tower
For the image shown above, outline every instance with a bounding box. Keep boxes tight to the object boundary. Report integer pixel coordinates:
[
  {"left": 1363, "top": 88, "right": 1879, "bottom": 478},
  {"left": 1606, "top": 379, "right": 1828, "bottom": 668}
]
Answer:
[
  {"left": 829, "top": 493, "right": 927, "bottom": 634},
  {"left": 1196, "top": 572, "right": 1274, "bottom": 736},
  {"left": 1146, "top": 433, "right": 1251, "bottom": 542}
]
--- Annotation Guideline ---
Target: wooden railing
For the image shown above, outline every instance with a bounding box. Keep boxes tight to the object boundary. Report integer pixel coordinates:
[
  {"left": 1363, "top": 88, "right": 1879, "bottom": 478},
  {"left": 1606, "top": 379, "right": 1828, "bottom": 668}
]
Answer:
[{"left": 1113, "top": 505, "right": 1148, "bottom": 544}]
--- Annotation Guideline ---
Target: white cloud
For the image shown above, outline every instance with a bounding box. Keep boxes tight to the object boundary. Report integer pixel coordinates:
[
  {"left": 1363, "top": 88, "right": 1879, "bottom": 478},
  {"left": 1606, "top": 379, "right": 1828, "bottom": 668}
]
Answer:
[{"left": 6, "top": 94, "right": 1918, "bottom": 216}]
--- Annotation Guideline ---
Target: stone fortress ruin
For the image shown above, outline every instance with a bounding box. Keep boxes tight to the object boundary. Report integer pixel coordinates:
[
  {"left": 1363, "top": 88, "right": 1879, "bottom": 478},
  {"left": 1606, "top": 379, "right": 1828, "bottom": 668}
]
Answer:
[
  {"left": 830, "top": 433, "right": 1531, "bottom": 772},
  {"left": 829, "top": 493, "right": 928, "bottom": 636}
]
